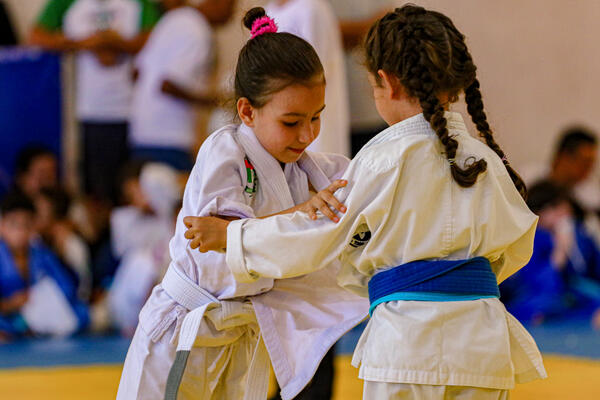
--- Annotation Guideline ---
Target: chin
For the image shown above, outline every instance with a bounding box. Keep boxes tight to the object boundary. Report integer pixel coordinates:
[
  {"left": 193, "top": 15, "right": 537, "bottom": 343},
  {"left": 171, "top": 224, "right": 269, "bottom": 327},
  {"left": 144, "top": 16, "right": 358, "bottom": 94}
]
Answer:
[{"left": 280, "top": 153, "right": 302, "bottom": 164}]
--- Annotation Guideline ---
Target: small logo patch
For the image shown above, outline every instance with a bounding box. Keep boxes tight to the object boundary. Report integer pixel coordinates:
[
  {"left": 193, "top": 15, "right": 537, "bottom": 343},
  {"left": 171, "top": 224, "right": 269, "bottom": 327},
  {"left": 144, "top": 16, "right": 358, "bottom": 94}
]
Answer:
[
  {"left": 349, "top": 230, "right": 371, "bottom": 248},
  {"left": 244, "top": 157, "right": 258, "bottom": 197}
]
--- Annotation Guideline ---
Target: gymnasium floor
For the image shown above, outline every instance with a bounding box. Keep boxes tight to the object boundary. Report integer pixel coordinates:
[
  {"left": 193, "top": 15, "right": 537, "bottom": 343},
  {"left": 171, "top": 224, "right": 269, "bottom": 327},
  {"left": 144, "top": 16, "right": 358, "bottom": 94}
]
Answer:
[{"left": 1, "top": 317, "right": 599, "bottom": 399}]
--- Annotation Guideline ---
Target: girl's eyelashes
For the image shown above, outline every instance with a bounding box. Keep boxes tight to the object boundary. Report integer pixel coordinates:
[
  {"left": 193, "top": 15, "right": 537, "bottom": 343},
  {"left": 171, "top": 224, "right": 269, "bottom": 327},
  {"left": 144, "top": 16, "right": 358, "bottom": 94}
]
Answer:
[
  {"left": 282, "top": 121, "right": 299, "bottom": 127},
  {"left": 311, "top": 115, "right": 321, "bottom": 122}
]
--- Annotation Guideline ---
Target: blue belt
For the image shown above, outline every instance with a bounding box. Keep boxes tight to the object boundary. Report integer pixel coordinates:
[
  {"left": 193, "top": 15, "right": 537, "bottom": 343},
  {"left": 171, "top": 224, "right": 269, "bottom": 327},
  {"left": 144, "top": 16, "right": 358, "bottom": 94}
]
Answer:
[{"left": 368, "top": 257, "right": 499, "bottom": 315}]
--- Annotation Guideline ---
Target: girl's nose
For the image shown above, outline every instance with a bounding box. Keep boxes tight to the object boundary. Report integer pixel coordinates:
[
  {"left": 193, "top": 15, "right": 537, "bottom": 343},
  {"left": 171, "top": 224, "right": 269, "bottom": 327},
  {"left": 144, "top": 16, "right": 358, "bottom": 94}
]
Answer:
[{"left": 299, "top": 123, "right": 315, "bottom": 144}]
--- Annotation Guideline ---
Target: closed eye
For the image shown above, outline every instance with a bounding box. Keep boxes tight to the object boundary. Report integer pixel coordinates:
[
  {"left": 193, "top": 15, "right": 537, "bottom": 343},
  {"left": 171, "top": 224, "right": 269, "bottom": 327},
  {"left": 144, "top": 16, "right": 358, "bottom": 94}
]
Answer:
[{"left": 283, "top": 121, "right": 299, "bottom": 127}]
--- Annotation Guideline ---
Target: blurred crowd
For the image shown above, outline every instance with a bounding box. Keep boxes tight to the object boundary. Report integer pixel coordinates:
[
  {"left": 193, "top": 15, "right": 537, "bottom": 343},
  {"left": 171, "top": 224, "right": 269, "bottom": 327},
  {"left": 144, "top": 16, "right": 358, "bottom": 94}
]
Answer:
[
  {"left": 1, "top": 0, "right": 600, "bottom": 347},
  {"left": 0, "top": 144, "right": 183, "bottom": 340}
]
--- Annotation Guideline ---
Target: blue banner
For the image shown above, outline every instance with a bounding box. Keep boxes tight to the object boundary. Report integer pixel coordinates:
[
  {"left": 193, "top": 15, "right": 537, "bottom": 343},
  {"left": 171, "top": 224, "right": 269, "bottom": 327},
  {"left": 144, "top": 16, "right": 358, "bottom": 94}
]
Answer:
[{"left": 0, "top": 48, "right": 62, "bottom": 196}]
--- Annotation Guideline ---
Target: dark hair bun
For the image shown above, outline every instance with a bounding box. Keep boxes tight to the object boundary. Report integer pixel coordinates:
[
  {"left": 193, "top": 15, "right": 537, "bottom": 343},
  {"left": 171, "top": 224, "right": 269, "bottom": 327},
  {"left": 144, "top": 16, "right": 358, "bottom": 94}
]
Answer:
[{"left": 243, "top": 7, "right": 266, "bottom": 30}]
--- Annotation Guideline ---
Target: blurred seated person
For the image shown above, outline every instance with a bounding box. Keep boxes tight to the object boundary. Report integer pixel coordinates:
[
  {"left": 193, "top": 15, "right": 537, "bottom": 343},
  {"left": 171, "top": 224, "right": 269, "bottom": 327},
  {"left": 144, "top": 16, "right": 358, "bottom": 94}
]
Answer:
[
  {"left": 0, "top": 191, "right": 89, "bottom": 340},
  {"left": 501, "top": 181, "right": 600, "bottom": 327},
  {"left": 91, "top": 161, "right": 181, "bottom": 336},
  {"left": 548, "top": 127, "right": 598, "bottom": 221},
  {"left": 13, "top": 145, "right": 58, "bottom": 199},
  {"left": 35, "top": 186, "right": 92, "bottom": 301}
]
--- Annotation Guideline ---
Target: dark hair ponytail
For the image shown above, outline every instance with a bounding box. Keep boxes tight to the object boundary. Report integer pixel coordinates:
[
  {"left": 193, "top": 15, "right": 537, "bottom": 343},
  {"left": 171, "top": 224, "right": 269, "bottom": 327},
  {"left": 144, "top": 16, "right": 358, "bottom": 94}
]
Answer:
[
  {"left": 364, "top": 4, "right": 527, "bottom": 198},
  {"left": 234, "top": 7, "right": 324, "bottom": 108}
]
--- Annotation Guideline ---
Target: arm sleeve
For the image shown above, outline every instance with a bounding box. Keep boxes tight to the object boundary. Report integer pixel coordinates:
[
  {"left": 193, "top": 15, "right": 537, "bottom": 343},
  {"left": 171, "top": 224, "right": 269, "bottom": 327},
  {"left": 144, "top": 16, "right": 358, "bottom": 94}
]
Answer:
[
  {"left": 226, "top": 159, "right": 397, "bottom": 282},
  {"left": 36, "top": 0, "right": 74, "bottom": 31}
]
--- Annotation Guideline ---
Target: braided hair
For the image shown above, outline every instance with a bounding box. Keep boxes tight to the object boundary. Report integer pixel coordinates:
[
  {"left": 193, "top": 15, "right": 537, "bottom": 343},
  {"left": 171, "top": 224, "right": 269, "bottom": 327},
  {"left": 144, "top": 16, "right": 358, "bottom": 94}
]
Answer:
[{"left": 364, "top": 4, "right": 527, "bottom": 198}]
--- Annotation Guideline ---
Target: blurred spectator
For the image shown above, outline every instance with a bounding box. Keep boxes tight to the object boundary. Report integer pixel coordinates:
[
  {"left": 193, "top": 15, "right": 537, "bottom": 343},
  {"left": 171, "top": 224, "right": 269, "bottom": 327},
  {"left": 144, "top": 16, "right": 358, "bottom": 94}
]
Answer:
[
  {"left": 29, "top": 0, "right": 161, "bottom": 207},
  {"left": 0, "top": 1, "right": 17, "bottom": 46},
  {"left": 549, "top": 127, "right": 598, "bottom": 220},
  {"left": 129, "top": 0, "right": 234, "bottom": 171},
  {"left": 501, "top": 181, "right": 600, "bottom": 327},
  {"left": 13, "top": 145, "right": 58, "bottom": 199},
  {"left": 93, "top": 162, "right": 181, "bottom": 336},
  {"left": 550, "top": 127, "right": 597, "bottom": 190},
  {"left": 266, "top": 0, "right": 350, "bottom": 156},
  {"left": 501, "top": 181, "right": 571, "bottom": 323},
  {"left": 0, "top": 191, "right": 89, "bottom": 340},
  {"left": 35, "top": 186, "right": 92, "bottom": 301}
]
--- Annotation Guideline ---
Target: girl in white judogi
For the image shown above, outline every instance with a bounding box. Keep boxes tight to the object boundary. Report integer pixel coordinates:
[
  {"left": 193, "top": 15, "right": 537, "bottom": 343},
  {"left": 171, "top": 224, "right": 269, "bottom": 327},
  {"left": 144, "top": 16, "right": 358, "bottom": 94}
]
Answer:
[
  {"left": 116, "top": 8, "right": 367, "bottom": 400},
  {"left": 186, "top": 5, "right": 547, "bottom": 400}
]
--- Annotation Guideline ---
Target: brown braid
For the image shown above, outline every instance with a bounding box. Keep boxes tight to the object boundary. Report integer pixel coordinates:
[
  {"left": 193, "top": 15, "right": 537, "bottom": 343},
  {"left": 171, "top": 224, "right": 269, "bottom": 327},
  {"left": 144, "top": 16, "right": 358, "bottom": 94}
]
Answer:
[
  {"left": 364, "top": 4, "right": 527, "bottom": 198},
  {"left": 465, "top": 79, "right": 528, "bottom": 198}
]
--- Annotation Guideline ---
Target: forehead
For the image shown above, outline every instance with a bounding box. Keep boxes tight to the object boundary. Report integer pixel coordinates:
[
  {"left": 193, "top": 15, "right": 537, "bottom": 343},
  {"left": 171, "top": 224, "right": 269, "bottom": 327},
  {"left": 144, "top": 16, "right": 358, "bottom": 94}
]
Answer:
[
  {"left": 1, "top": 210, "right": 34, "bottom": 222},
  {"left": 572, "top": 143, "right": 598, "bottom": 158},
  {"left": 266, "top": 82, "right": 325, "bottom": 114}
]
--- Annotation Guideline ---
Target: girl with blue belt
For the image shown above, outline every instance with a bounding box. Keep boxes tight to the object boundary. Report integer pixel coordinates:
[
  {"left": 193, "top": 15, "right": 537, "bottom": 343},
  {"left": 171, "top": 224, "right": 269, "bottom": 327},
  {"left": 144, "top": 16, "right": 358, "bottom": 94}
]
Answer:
[{"left": 186, "top": 5, "right": 546, "bottom": 399}]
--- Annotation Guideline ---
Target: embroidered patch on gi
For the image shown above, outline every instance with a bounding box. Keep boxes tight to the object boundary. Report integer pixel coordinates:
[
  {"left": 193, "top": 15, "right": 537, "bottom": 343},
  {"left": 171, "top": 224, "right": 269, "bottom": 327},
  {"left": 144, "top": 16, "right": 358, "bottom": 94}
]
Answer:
[
  {"left": 244, "top": 157, "right": 258, "bottom": 198},
  {"left": 349, "top": 229, "right": 371, "bottom": 248}
]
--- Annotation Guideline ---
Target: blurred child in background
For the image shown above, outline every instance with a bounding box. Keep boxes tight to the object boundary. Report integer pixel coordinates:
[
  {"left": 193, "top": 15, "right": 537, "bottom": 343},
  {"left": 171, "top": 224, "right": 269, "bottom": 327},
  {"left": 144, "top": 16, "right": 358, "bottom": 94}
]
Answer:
[
  {"left": 501, "top": 180, "right": 600, "bottom": 328},
  {"left": 0, "top": 191, "right": 89, "bottom": 340},
  {"left": 35, "top": 186, "right": 92, "bottom": 301},
  {"left": 106, "top": 162, "right": 182, "bottom": 337},
  {"left": 13, "top": 145, "right": 58, "bottom": 200}
]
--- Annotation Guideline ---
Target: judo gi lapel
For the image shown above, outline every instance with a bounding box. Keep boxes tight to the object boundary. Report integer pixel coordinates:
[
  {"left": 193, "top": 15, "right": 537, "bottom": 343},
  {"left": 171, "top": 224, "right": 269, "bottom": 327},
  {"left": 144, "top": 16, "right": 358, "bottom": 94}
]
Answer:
[
  {"left": 235, "top": 124, "right": 295, "bottom": 210},
  {"left": 296, "top": 151, "right": 332, "bottom": 191},
  {"left": 235, "top": 124, "right": 335, "bottom": 208}
]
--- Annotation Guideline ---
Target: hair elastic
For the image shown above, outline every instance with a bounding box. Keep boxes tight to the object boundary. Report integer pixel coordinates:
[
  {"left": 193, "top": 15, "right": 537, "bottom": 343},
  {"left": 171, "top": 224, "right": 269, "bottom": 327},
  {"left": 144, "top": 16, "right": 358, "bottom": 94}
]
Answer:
[
  {"left": 448, "top": 158, "right": 456, "bottom": 166},
  {"left": 251, "top": 16, "right": 278, "bottom": 39}
]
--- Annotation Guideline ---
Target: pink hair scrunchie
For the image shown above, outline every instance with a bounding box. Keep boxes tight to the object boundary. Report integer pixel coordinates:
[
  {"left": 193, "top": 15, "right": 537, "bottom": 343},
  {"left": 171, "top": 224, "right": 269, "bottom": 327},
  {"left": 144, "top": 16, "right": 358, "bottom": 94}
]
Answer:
[{"left": 251, "top": 16, "right": 278, "bottom": 39}]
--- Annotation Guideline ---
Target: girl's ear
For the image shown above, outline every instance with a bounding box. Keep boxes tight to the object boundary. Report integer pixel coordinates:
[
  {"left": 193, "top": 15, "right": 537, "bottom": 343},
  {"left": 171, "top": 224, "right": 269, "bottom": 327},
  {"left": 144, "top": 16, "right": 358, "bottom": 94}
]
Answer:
[
  {"left": 377, "top": 69, "right": 405, "bottom": 100},
  {"left": 237, "top": 97, "right": 256, "bottom": 127}
]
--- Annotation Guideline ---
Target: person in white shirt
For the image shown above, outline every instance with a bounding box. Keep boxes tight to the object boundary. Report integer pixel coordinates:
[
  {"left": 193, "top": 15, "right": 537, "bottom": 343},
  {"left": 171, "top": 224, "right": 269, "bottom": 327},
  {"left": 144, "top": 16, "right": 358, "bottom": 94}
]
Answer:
[
  {"left": 128, "top": 0, "right": 233, "bottom": 171},
  {"left": 117, "top": 8, "right": 367, "bottom": 400},
  {"left": 266, "top": 0, "right": 350, "bottom": 157},
  {"left": 29, "top": 0, "right": 161, "bottom": 206},
  {"left": 185, "top": 5, "right": 547, "bottom": 399}
]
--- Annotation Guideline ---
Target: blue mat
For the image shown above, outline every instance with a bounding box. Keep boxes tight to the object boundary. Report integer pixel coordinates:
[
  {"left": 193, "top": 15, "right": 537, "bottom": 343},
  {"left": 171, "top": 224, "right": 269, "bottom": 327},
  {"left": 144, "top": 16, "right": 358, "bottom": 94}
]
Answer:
[{"left": 0, "top": 335, "right": 130, "bottom": 369}]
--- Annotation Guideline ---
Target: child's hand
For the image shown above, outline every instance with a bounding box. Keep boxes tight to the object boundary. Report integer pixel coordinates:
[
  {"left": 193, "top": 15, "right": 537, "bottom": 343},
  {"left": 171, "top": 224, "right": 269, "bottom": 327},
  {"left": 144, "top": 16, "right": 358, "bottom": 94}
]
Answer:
[
  {"left": 296, "top": 179, "right": 347, "bottom": 222},
  {"left": 183, "top": 216, "right": 230, "bottom": 252}
]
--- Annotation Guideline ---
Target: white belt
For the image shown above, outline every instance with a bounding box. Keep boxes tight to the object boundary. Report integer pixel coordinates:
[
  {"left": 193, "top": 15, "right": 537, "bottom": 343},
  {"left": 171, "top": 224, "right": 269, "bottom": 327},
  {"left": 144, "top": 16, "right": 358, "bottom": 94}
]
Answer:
[{"left": 161, "top": 266, "right": 269, "bottom": 400}]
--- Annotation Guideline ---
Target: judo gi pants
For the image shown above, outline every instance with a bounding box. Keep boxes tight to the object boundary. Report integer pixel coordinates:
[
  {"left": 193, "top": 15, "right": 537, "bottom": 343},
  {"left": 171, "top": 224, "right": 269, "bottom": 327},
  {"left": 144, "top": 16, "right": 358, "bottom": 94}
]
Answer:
[{"left": 363, "top": 381, "right": 509, "bottom": 400}]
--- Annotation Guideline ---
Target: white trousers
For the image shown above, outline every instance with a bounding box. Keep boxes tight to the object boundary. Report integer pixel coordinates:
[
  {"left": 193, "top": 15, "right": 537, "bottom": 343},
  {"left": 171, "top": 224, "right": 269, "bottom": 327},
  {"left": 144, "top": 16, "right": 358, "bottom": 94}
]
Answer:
[
  {"left": 117, "top": 320, "right": 260, "bottom": 400},
  {"left": 363, "top": 381, "right": 510, "bottom": 400}
]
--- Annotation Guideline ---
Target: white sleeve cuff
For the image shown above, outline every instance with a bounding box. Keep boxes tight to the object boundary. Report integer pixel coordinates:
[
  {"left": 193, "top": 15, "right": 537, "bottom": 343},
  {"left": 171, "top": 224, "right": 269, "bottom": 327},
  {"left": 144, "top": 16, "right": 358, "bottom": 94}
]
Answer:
[{"left": 226, "top": 219, "right": 258, "bottom": 283}]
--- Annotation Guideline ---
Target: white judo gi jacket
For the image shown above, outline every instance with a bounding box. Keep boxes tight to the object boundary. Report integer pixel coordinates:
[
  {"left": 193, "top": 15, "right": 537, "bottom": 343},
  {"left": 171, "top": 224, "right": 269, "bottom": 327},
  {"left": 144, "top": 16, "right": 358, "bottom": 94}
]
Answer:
[
  {"left": 226, "top": 112, "right": 547, "bottom": 390},
  {"left": 117, "top": 123, "right": 368, "bottom": 400}
]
